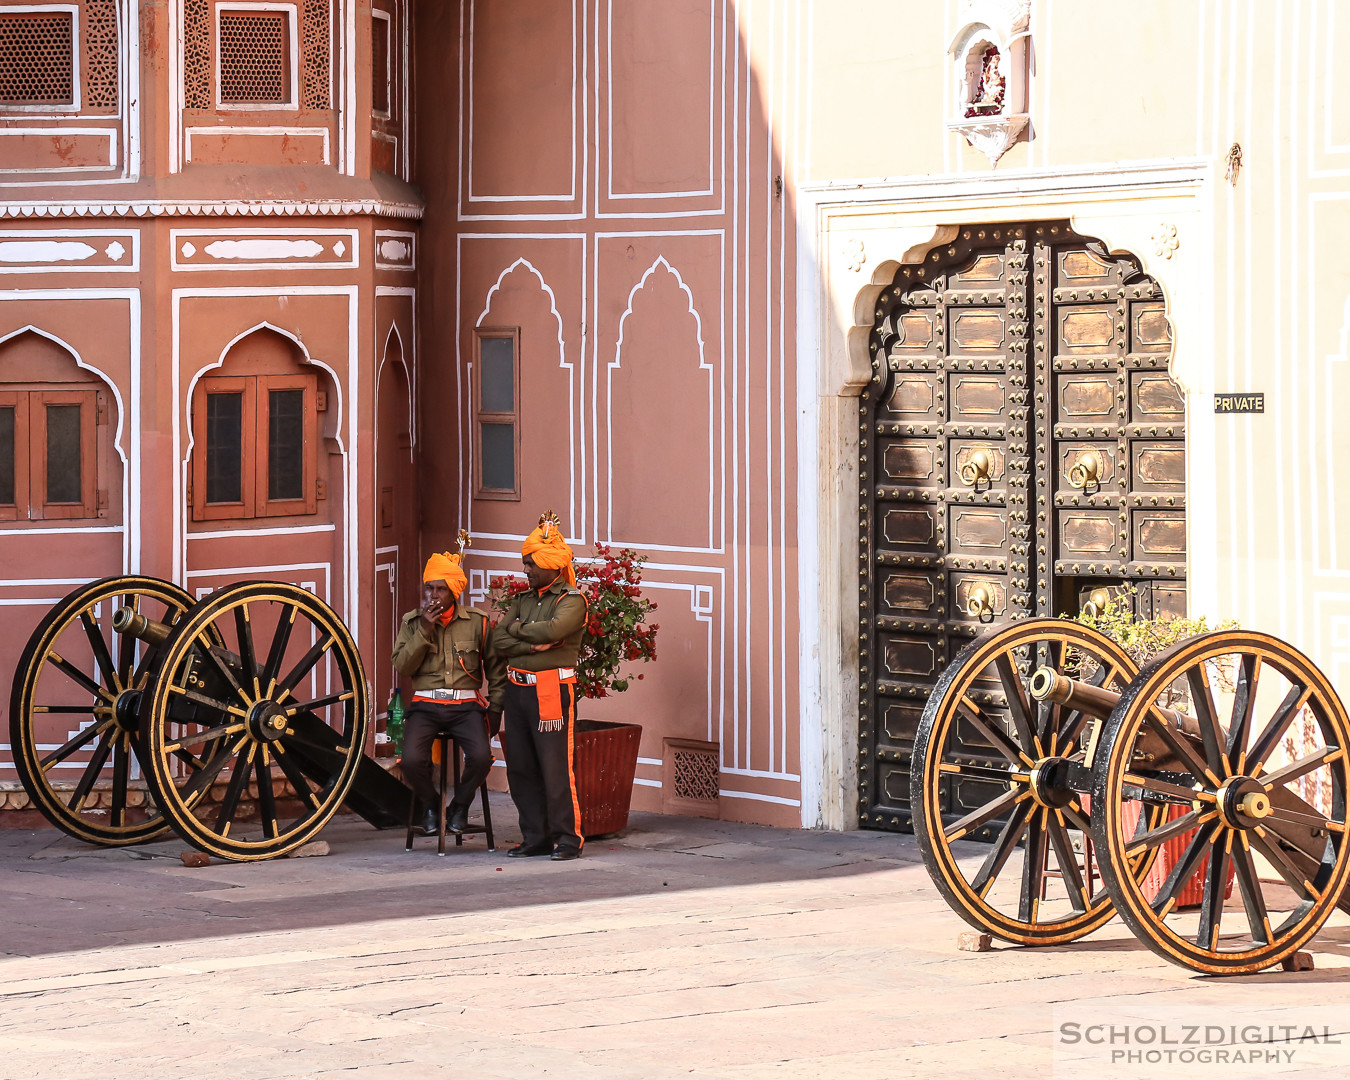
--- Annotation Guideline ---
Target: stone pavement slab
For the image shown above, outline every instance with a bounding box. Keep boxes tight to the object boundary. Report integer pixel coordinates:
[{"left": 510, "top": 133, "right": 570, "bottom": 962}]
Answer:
[{"left": 0, "top": 796, "right": 1347, "bottom": 1079}]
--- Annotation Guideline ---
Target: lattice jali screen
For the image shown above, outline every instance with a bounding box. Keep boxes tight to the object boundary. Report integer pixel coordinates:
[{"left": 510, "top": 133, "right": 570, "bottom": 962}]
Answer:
[
  {"left": 673, "top": 749, "right": 719, "bottom": 803},
  {"left": 301, "top": 0, "right": 330, "bottom": 110},
  {"left": 0, "top": 12, "right": 74, "bottom": 105},
  {"left": 219, "top": 11, "right": 290, "bottom": 104},
  {"left": 183, "top": 0, "right": 211, "bottom": 109},
  {"left": 662, "top": 739, "right": 720, "bottom": 818},
  {"left": 82, "top": 0, "right": 119, "bottom": 110}
]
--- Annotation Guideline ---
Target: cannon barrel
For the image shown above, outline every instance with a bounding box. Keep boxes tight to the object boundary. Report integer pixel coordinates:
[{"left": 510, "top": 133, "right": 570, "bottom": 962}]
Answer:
[
  {"left": 1028, "top": 665, "right": 1201, "bottom": 738},
  {"left": 1027, "top": 666, "right": 1120, "bottom": 719},
  {"left": 111, "top": 605, "right": 172, "bottom": 647}
]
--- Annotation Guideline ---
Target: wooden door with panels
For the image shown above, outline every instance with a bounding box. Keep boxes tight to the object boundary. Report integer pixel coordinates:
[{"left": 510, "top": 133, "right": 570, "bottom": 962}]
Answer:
[{"left": 858, "top": 222, "right": 1185, "bottom": 834}]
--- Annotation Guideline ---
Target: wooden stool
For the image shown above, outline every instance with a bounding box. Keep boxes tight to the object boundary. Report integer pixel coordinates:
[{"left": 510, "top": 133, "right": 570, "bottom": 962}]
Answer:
[{"left": 404, "top": 732, "right": 495, "bottom": 856}]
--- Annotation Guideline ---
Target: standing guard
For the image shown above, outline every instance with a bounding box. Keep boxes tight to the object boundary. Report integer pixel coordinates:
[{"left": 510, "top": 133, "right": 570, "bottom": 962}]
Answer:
[
  {"left": 392, "top": 531, "right": 506, "bottom": 837},
  {"left": 493, "top": 511, "right": 589, "bottom": 860}
]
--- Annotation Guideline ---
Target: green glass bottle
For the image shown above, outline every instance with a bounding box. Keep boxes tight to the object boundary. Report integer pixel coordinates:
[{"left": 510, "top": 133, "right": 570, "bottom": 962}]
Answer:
[{"left": 387, "top": 688, "right": 406, "bottom": 756}]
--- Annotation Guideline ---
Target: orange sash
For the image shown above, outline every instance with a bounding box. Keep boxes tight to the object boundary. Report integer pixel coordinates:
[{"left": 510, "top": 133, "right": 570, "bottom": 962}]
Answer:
[
  {"left": 511, "top": 667, "right": 576, "bottom": 732},
  {"left": 535, "top": 668, "right": 563, "bottom": 731}
]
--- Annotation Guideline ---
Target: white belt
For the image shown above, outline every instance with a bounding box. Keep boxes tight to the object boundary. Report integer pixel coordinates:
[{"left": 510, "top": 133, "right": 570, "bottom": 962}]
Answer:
[
  {"left": 413, "top": 688, "right": 482, "bottom": 701},
  {"left": 509, "top": 667, "right": 576, "bottom": 685}
]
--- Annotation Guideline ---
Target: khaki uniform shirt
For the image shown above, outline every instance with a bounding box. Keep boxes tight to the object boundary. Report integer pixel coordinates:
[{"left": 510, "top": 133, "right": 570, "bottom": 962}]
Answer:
[
  {"left": 490, "top": 580, "right": 587, "bottom": 672},
  {"left": 391, "top": 603, "right": 507, "bottom": 711}
]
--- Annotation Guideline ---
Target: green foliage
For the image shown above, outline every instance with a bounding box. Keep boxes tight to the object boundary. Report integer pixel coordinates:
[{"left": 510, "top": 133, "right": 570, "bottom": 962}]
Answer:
[
  {"left": 1066, "top": 588, "right": 1238, "bottom": 669},
  {"left": 1062, "top": 589, "right": 1238, "bottom": 702}
]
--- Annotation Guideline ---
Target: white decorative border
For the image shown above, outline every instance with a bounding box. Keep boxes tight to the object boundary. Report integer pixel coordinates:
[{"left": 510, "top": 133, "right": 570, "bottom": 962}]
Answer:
[
  {"left": 214, "top": 2, "right": 300, "bottom": 110},
  {"left": 371, "top": 7, "right": 392, "bottom": 120},
  {"left": 602, "top": 0, "right": 721, "bottom": 205},
  {"left": 373, "top": 229, "right": 415, "bottom": 270},
  {"left": 0, "top": 4, "right": 82, "bottom": 115},
  {"left": 0, "top": 127, "right": 117, "bottom": 173},
  {"left": 184, "top": 124, "right": 331, "bottom": 165},
  {"left": 170, "top": 0, "right": 352, "bottom": 176},
  {"left": 170, "top": 226, "right": 358, "bottom": 270},
  {"left": 605, "top": 253, "right": 719, "bottom": 553},
  {"left": 0, "top": 0, "right": 138, "bottom": 185},
  {"left": 0, "top": 198, "right": 420, "bottom": 219},
  {"left": 464, "top": 0, "right": 579, "bottom": 205},
  {"left": 376, "top": 285, "right": 417, "bottom": 449},
  {"left": 0, "top": 228, "right": 139, "bottom": 273}
]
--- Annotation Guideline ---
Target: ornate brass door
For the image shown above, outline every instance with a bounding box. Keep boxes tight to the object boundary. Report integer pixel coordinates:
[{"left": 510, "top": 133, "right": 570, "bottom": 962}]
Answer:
[{"left": 858, "top": 222, "right": 1184, "bottom": 833}]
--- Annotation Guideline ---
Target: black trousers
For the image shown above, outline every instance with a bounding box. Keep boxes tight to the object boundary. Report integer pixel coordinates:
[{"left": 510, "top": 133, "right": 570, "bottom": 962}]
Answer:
[
  {"left": 503, "top": 680, "right": 583, "bottom": 854},
  {"left": 401, "top": 702, "right": 492, "bottom": 814}
]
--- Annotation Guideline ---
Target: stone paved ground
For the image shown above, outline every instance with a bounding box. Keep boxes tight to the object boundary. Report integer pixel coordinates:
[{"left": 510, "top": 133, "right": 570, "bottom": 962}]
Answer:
[{"left": 0, "top": 797, "right": 1347, "bottom": 1079}]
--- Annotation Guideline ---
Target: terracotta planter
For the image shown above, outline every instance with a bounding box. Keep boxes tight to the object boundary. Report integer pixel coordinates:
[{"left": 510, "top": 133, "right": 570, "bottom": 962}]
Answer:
[{"left": 574, "top": 719, "right": 642, "bottom": 837}]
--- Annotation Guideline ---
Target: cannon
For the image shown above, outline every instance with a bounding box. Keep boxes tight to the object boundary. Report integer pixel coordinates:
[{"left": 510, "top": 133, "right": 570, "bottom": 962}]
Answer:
[
  {"left": 911, "top": 619, "right": 1350, "bottom": 974},
  {"left": 9, "top": 576, "right": 414, "bottom": 861}
]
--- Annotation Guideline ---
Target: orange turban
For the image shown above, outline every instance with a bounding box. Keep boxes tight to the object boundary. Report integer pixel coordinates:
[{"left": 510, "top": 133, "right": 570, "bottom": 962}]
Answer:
[
  {"left": 423, "top": 551, "right": 467, "bottom": 598},
  {"left": 522, "top": 513, "right": 576, "bottom": 588}
]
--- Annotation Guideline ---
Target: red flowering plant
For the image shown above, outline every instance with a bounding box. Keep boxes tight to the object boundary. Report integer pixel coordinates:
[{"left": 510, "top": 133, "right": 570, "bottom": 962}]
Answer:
[{"left": 487, "top": 543, "right": 659, "bottom": 699}]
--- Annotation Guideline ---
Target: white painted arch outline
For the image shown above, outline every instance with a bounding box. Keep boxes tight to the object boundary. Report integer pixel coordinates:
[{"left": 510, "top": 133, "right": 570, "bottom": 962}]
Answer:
[
  {"left": 0, "top": 322, "right": 131, "bottom": 563},
  {"left": 606, "top": 255, "right": 716, "bottom": 553},
  {"left": 474, "top": 257, "right": 578, "bottom": 542},
  {"left": 174, "top": 310, "right": 354, "bottom": 632},
  {"left": 377, "top": 321, "right": 415, "bottom": 462}
]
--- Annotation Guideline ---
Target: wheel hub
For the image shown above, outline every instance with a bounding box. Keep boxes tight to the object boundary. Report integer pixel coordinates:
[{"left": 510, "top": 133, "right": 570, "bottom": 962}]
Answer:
[
  {"left": 112, "top": 689, "right": 141, "bottom": 732},
  {"left": 1217, "top": 775, "right": 1271, "bottom": 829},
  {"left": 246, "top": 700, "right": 290, "bottom": 742},
  {"left": 1027, "top": 755, "right": 1074, "bottom": 809}
]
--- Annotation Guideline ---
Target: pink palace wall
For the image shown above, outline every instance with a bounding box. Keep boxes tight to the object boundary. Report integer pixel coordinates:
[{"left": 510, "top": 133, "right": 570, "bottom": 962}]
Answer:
[
  {"left": 0, "top": 1, "right": 425, "bottom": 805},
  {"left": 414, "top": 0, "right": 804, "bottom": 825}
]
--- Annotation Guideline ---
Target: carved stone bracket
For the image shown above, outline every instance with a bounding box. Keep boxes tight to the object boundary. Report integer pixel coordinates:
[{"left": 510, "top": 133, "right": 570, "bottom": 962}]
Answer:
[{"left": 947, "top": 114, "right": 1030, "bottom": 167}]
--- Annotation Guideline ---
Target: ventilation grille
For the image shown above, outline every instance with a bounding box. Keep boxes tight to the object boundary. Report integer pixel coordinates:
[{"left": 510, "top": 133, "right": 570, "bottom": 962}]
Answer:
[
  {"left": 0, "top": 12, "right": 74, "bottom": 105},
  {"left": 84, "top": 0, "right": 120, "bottom": 110},
  {"left": 183, "top": 0, "right": 211, "bottom": 108},
  {"left": 673, "top": 748, "right": 719, "bottom": 802},
  {"left": 219, "top": 11, "right": 290, "bottom": 104},
  {"left": 663, "top": 739, "right": 720, "bottom": 819},
  {"left": 301, "top": 0, "right": 331, "bottom": 109}
]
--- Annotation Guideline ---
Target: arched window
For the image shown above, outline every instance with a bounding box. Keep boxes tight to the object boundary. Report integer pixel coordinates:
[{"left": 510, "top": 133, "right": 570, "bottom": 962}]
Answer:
[
  {"left": 0, "top": 329, "right": 112, "bottom": 522},
  {"left": 190, "top": 327, "right": 326, "bottom": 521}
]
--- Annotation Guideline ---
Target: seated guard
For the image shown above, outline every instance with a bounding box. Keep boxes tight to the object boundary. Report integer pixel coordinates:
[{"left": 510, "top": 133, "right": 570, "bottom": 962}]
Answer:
[{"left": 392, "top": 538, "right": 506, "bottom": 837}]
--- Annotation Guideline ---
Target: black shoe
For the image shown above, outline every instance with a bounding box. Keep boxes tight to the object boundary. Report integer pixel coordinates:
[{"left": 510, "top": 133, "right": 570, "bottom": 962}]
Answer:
[
  {"left": 417, "top": 809, "right": 438, "bottom": 837},
  {"left": 506, "top": 842, "right": 552, "bottom": 858},
  {"left": 550, "top": 848, "right": 581, "bottom": 861},
  {"left": 447, "top": 804, "right": 469, "bottom": 835}
]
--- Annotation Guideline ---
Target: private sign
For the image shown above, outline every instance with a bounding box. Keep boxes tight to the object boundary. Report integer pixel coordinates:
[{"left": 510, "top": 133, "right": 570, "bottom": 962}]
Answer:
[{"left": 1214, "top": 393, "right": 1264, "bottom": 414}]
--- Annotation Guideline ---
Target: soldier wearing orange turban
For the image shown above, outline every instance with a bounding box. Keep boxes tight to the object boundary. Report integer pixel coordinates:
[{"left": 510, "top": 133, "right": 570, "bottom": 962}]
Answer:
[
  {"left": 520, "top": 516, "right": 577, "bottom": 588},
  {"left": 392, "top": 532, "right": 505, "bottom": 838},
  {"left": 492, "top": 511, "right": 589, "bottom": 860},
  {"left": 420, "top": 550, "right": 468, "bottom": 609}
]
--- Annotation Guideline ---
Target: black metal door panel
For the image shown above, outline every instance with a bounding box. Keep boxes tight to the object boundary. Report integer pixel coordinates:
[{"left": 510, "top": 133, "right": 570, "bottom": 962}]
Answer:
[{"left": 859, "top": 223, "right": 1185, "bottom": 834}]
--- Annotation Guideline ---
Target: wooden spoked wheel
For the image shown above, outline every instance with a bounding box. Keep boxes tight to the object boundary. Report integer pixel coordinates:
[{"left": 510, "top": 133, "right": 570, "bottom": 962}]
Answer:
[
  {"left": 8, "top": 576, "right": 193, "bottom": 845},
  {"left": 912, "top": 619, "right": 1143, "bottom": 944},
  {"left": 1091, "top": 630, "right": 1350, "bottom": 974},
  {"left": 139, "top": 581, "right": 369, "bottom": 861}
]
